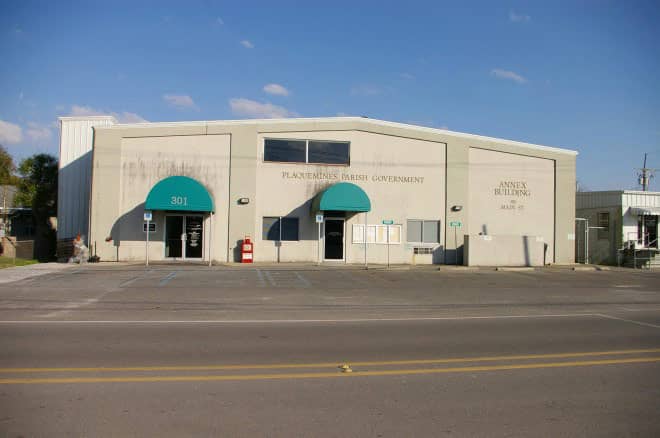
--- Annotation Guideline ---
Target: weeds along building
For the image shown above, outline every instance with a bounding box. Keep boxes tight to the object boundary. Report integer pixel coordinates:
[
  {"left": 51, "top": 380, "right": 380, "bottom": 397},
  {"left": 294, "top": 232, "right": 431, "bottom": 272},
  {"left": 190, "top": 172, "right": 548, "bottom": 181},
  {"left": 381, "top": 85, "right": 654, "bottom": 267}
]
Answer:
[{"left": 57, "top": 116, "right": 577, "bottom": 266}]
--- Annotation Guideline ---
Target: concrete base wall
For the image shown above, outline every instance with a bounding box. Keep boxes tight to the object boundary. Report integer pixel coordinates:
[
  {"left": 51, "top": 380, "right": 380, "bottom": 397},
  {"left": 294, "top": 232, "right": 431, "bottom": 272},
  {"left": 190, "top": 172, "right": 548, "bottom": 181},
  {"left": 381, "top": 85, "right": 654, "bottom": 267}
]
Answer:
[
  {"left": 1, "top": 237, "right": 34, "bottom": 260},
  {"left": 464, "top": 235, "right": 547, "bottom": 266}
]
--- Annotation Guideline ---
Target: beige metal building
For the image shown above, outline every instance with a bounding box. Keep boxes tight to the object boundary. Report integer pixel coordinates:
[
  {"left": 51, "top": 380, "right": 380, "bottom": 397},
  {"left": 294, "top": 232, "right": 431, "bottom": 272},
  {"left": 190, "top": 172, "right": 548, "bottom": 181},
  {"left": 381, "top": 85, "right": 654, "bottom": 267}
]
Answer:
[{"left": 58, "top": 116, "right": 577, "bottom": 266}]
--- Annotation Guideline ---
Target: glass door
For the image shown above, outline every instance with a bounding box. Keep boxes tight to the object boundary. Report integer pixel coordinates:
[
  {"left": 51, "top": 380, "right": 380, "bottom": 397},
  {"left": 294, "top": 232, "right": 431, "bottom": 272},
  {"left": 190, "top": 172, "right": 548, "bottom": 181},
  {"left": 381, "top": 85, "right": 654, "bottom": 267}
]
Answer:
[{"left": 185, "top": 215, "right": 203, "bottom": 258}]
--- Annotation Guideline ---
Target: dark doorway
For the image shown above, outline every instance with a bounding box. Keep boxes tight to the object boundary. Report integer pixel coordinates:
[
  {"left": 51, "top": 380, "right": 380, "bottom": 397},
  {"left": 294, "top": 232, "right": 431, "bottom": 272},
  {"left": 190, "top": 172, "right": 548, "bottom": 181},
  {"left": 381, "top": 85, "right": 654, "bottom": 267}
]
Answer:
[
  {"left": 646, "top": 216, "right": 658, "bottom": 248},
  {"left": 324, "top": 219, "right": 344, "bottom": 260},
  {"left": 165, "top": 216, "right": 184, "bottom": 258},
  {"left": 165, "top": 215, "right": 204, "bottom": 259}
]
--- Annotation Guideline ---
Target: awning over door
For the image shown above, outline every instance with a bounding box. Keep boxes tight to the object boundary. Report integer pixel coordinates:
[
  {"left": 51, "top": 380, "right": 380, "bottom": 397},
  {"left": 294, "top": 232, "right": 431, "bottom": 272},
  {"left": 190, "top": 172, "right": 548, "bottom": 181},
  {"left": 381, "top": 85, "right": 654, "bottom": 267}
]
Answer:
[
  {"left": 311, "top": 182, "right": 371, "bottom": 212},
  {"left": 145, "top": 176, "right": 214, "bottom": 212},
  {"left": 629, "top": 206, "right": 660, "bottom": 216}
]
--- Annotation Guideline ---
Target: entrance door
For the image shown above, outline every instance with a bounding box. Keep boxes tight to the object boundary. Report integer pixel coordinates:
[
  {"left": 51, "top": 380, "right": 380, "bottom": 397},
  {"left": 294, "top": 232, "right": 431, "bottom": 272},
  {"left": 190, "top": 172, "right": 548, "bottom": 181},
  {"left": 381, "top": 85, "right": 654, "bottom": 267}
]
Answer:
[
  {"left": 165, "top": 215, "right": 204, "bottom": 259},
  {"left": 324, "top": 219, "right": 344, "bottom": 260},
  {"left": 165, "top": 216, "right": 184, "bottom": 258},
  {"left": 185, "top": 215, "right": 203, "bottom": 258},
  {"left": 647, "top": 216, "right": 658, "bottom": 248}
]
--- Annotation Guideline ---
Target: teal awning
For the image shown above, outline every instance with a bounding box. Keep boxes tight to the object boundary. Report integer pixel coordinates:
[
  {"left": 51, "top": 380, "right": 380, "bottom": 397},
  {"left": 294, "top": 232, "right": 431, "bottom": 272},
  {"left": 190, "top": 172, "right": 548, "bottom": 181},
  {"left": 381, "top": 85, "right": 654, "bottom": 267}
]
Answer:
[
  {"left": 311, "top": 182, "right": 371, "bottom": 213},
  {"left": 145, "top": 176, "right": 214, "bottom": 212}
]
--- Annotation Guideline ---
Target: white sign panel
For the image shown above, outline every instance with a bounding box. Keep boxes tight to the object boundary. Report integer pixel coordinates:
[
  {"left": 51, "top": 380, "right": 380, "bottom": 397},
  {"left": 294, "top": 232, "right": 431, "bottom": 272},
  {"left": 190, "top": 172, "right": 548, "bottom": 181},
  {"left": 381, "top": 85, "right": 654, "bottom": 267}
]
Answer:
[
  {"left": 315, "top": 214, "right": 324, "bottom": 224},
  {"left": 144, "top": 211, "right": 153, "bottom": 221}
]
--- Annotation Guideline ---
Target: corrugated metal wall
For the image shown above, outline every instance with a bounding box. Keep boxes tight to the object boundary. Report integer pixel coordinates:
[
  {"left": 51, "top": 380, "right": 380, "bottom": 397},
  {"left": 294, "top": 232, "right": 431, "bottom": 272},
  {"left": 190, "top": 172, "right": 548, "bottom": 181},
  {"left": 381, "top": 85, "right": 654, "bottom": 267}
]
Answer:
[
  {"left": 576, "top": 191, "right": 622, "bottom": 209},
  {"left": 622, "top": 191, "right": 660, "bottom": 209},
  {"left": 57, "top": 117, "right": 115, "bottom": 242}
]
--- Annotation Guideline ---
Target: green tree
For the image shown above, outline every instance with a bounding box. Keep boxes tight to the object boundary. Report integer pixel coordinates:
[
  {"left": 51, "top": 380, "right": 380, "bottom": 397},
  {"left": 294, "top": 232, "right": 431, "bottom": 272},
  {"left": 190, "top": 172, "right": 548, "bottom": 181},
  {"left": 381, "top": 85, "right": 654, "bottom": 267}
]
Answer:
[
  {"left": 0, "top": 145, "right": 18, "bottom": 185},
  {"left": 15, "top": 154, "right": 58, "bottom": 261}
]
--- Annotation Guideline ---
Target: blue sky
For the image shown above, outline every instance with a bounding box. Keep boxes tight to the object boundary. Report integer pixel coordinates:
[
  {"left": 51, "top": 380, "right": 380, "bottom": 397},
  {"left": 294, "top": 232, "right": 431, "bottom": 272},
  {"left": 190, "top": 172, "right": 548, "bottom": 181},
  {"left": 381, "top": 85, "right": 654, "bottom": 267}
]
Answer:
[{"left": 1, "top": 0, "right": 659, "bottom": 190}]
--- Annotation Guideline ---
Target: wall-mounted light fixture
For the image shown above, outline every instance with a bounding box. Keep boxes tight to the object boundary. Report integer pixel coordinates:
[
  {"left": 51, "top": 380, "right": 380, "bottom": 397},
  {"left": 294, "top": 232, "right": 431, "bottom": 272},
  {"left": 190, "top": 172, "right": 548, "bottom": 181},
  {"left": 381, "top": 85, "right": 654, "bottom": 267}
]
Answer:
[
  {"left": 238, "top": 198, "right": 250, "bottom": 205},
  {"left": 451, "top": 205, "right": 463, "bottom": 212}
]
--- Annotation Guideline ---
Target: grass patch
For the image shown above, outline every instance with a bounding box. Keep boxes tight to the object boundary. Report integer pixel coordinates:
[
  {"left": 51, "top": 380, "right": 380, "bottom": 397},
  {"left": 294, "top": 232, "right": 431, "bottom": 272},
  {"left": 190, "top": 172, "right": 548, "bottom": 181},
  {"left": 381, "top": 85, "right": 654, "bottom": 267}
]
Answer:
[{"left": 0, "top": 256, "right": 39, "bottom": 269}]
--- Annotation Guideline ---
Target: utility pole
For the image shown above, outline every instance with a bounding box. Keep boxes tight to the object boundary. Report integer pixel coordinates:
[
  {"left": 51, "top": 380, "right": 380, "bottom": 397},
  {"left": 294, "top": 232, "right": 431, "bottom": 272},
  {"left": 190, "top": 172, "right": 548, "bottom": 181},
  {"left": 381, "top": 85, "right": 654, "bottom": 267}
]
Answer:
[{"left": 637, "top": 153, "right": 657, "bottom": 191}]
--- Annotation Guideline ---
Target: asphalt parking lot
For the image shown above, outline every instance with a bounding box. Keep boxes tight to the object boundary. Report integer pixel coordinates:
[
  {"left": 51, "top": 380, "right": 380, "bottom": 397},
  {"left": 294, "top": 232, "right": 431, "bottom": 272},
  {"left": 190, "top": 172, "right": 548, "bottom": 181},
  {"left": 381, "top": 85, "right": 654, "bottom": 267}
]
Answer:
[
  {"left": 1, "top": 263, "right": 659, "bottom": 321},
  {"left": 0, "top": 264, "right": 658, "bottom": 437}
]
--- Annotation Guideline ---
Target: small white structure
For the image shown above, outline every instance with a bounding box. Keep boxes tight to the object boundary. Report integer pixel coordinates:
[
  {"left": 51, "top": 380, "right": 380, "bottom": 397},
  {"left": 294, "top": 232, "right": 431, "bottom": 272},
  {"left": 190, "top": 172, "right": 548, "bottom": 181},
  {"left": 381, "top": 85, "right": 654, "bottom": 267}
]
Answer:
[{"left": 576, "top": 190, "right": 660, "bottom": 267}]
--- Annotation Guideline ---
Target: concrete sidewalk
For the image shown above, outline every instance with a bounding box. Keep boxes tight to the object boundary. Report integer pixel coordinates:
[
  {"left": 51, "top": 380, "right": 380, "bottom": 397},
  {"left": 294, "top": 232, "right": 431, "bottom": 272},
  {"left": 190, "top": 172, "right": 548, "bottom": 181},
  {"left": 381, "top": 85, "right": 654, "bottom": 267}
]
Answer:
[{"left": 0, "top": 263, "right": 75, "bottom": 284}]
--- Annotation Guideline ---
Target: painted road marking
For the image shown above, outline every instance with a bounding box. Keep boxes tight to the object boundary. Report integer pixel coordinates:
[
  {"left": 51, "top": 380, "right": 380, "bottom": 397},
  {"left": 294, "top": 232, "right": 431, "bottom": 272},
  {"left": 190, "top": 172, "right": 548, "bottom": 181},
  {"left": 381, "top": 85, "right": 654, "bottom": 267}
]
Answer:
[
  {"left": 40, "top": 298, "right": 100, "bottom": 319},
  {"left": 255, "top": 269, "right": 266, "bottom": 287},
  {"left": 1, "top": 348, "right": 659, "bottom": 374},
  {"left": 263, "top": 270, "right": 276, "bottom": 287},
  {"left": 119, "top": 270, "right": 153, "bottom": 288},
  {"left": 596, "top": 313, "right": 660, "bottom": 329},
  {"left": 158, "top": 271, "right": 178, "bottom": 287},
  {"left": 1, "top": 357, "right": 658, "bottom": 385},
  {"left": 294, "top": 271, "right": 311, "bottom": 288},
  {"left": 0, "top": 313, "right": 604, "bottom": 324}
]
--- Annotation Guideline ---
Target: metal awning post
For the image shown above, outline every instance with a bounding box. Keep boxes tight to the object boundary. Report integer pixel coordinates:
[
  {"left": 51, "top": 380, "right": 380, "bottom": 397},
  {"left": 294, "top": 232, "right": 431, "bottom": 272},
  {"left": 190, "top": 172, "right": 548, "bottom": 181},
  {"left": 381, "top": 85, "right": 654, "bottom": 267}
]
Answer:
[
  {"left": 364, "top": 212, "right": 368, "bottom": 269},
  {"left": 208, "top": 212, "right": 213, "bottom": 267},
  {"left": 575, "top": 218, "right": 588, "bottom": 264},
  {"left": 145, "top": 218, "right": 150, "bottom": 267}
]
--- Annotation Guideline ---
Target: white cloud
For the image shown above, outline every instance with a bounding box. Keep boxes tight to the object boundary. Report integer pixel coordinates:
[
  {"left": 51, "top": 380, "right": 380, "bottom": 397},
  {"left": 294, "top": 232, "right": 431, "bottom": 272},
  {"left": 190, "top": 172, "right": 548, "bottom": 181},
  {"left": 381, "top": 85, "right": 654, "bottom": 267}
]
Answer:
[
  {"left": 491, "top": 68, "right": 527, "bottom": 84},
  {"left": 67, "top": 105, "right": 149, "bottom": 123},
  {"left": 25, "top": 122, "right": 52, "bottom": 142},
  {"left": 70, "top": 105, "right": 106, "bottom": 117},
  {"left": 162, "top": 94, "right": 198, "bottom": 111},
  {"left": 0, "top": 120, "right": 23, "bottom": 144},
  {"left": 350, "top": 84, "right": 382, "bottom": 96},
  {"left": 509, "top": 10, "right": 531, "bottom": 23},
  {"left": 229, "top": 98, "right": 297, "bottom": 119},
  {"left": 217, "top": 17, "right": 224, "bottom": 25},
  {"left": 263, "top": 83, "right": 290, "bottom": 96},
  {"left": 119, "top": 112, "right": 148, "bottom": 123},
  {"left": 240, "top": 40, "right": 254, "bottom": 49}
]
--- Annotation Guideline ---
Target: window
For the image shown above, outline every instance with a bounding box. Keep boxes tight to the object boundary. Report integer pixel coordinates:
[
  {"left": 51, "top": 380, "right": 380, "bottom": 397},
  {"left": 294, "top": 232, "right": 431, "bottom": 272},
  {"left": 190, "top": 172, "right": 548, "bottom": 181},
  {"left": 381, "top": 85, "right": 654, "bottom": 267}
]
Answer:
[
  {"left": 264, "top": 138, "right": 350, "bottom": 165},
  {"left": 352, "top": 224, "right": 401, "bottom": 244},
  {"left": 308, "top": 141, "right": 350, "bottom": 165},
  {"left": 263, "top": 139, "right": 306, "bottom": 163},
  {"left": 597, "top": 212, "right": 610, "bottom": 240},
  {"left": 407, "top": 220, "right": 440, "bottom": 243},
  {"left": 263, "top": 217, "right": 299, "bottom": 241}
]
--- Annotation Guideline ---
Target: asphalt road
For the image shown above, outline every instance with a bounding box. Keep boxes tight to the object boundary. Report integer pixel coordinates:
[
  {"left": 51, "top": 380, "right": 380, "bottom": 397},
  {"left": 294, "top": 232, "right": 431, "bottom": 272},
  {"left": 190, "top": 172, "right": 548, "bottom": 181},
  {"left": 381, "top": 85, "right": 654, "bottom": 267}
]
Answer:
[{"left": 0, "top": 265, "right": 659, "bottom": 437}]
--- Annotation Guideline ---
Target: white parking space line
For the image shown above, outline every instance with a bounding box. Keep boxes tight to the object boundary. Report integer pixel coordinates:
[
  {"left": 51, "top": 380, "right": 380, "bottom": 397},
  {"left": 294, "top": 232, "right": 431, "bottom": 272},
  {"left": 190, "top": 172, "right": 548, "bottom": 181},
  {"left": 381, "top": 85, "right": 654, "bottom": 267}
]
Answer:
[
  {"left": 294, "top": 271, "right": 311, "bottom": 288},
  {"left": 40, "top": 298, "right": 100, "bottom": 319},
  {"left": 119, "top": 271, "right": 153, "bottom": 288},
  {"left": 158, "top": 271, "right": 178, "bottom": 287},
  {"left": 263, "top": 271, "right": 276, "bottom": 287},
  {"left": 255, "top": 269, "right": 266, "bottom": 287},
  {"left": 596, "top": 313, "right": 660, "bottom": 329}
]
